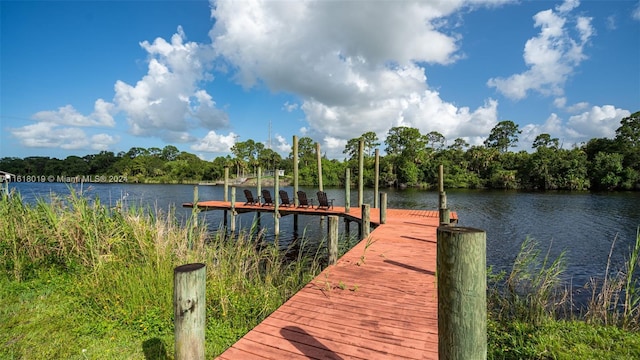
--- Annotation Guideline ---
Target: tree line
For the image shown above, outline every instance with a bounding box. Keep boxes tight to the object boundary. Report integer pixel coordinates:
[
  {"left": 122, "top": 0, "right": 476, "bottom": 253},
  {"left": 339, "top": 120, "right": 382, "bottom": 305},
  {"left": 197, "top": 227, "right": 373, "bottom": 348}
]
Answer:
[{"left": 1, "top": 111, "right": 638, "bottom": 191}]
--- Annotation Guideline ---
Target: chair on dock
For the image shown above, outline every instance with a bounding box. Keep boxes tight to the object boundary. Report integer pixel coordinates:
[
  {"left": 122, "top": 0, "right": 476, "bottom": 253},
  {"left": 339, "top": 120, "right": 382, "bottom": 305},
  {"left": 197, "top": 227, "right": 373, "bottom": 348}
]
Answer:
[
  {"left": 316, "top": 191, "right": 334, "bottom": 210},
  {"left": 279, "top": 190, "right": 293, "bottom": 207},
  {"left": 243, "top": 189, "right": 260, "bottom": 206},
  {"left": 296, "top": 191, "right": 314, "bottom": 208},
  {"left": 261, "top": 189, "right": 274, "bottom": 207}
]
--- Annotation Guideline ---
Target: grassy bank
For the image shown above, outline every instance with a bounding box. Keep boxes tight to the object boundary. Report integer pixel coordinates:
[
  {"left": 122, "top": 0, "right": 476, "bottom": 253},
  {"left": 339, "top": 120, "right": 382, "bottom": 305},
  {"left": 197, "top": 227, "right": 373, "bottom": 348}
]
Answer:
[
  {"left": 1, "top": 190, "right": 639, "bottom": 359},
  {"left": 0, "top": 190, "right": 322, "bottom": 358},
  {"left": 488, "top": 236, "right": 640, "bottom": 359}
]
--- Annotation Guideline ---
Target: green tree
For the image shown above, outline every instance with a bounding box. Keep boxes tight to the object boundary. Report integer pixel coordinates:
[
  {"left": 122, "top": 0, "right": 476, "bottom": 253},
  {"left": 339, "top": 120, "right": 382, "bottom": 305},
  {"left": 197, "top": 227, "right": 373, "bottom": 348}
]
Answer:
[
  {"left": 425, "top": 131, "right": 446, "bottom": 150},
  {"left": 484, "top": 120, "right": 521, "bottom": 153},
  {"left": 343, "top": 131, "right": 380, "bottom": 159},
  {"left": 161, "top": 145, "right": 180, "bottom": 161},
  {"left": 591, "top": 151, "right": 624, "bottom": 190},
  {"left": 62, "top": 156, "right": 89, "bottom": 176},
  {"left": 532, "top": 133, "right": 559, "bottom": 150}
]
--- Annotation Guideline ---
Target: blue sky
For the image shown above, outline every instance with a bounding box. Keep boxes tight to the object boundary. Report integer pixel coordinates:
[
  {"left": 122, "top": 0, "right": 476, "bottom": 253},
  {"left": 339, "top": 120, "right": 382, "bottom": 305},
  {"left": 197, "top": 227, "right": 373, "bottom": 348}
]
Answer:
[{"left": 1, "top": 0, "right": 639, "bottom": 160}]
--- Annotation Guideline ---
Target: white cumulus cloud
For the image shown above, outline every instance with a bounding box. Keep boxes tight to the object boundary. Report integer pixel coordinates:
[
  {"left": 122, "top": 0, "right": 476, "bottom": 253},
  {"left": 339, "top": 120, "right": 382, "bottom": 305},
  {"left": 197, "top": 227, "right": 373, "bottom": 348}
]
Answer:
[
  {"left": 31, "top": 99, "right": 115, "bottom": 127},
  {"left": 10, "top": 122, "right": 117, "bottom": 150},
  {"left": 114, "top": 26, "right": 227, "bottom": 142},
  {"left": 191, "top": 131, "right": 238, "bottom": 153},
  {"left": 517, "top": 105, "right": 630, "bottom": 150},
  {"left": 209, "top": 0, "right": 506, "bottom": 155},
  {"left": 487, "top": 0, "right": 594, "bottom": 100}
]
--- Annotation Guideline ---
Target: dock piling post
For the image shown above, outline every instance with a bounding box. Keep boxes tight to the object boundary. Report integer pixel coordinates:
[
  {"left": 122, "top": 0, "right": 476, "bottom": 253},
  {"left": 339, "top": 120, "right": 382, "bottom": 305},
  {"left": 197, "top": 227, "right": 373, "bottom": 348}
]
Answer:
[
  {"left": 438, "top": 164, "right": 450, "bottom": 225},
  {"left": 362, "top": 204, "right": 370, "bottom": 239},
  {"left": 345, "top": 168, "right": 351, "bottom": 213},
  {"left": 257, "top": 166, "right": 262, "bottom": 203},
  {"left": 437, "top": 226, "right": 487, "bottom": 360},
  {"left": 293, "top": 135, "right": 299, "bottom": 207},
  {"left": 174, "top": 263, "right": 206, "bottom": 360},
  {"left": 230, "top": 187, "right": 236, "bottom": 233},
  {"left": 374, "top": 149, "right": 379, "bottom": 208},
  {"left": 224, "top": 167, "right": 229, "bottom": 202},
  {"left": 328, "top": 215, "right": 339, "bottom": 265},
  {"left": 274, "top": 169, "right": 280, "bottom": 236},
  {"left": 192, "top": 186, "right": 199, "bottom": 228},
  {"left": 380, "top": 192, "right": 387, "bottom": 224},
  {"left": 358, "top": 140, "right": 364, "bottom": 207}
]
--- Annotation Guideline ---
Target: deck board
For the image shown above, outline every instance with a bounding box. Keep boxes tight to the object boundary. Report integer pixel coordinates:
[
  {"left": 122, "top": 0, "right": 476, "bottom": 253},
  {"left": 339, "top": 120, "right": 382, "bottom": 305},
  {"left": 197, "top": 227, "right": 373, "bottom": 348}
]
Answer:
[{"left": 185, "top": 201, "right": 450, "bottom": 359}]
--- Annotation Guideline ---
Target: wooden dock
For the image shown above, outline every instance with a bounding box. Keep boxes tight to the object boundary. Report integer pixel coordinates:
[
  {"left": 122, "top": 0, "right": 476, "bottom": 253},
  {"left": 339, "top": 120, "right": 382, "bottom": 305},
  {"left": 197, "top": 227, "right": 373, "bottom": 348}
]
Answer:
[{"left": 185, "top": 200, "right": 454, "bottom": 359}]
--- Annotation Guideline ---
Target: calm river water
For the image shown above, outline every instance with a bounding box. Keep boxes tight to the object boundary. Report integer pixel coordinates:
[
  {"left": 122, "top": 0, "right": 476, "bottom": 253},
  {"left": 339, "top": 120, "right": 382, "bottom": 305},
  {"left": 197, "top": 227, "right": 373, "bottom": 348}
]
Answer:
[{"left": 8, "top": 182, "right": 640, "bottom": 290}]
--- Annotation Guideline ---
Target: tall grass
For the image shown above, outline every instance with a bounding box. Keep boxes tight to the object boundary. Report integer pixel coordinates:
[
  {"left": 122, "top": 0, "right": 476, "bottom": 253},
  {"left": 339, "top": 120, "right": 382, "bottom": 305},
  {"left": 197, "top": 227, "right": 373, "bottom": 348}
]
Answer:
[
  {"left": 487, "top": 238, "right": 568, "bottom": 325},
  {"left": 585, "top": 228, "right": 640, "bottom": 331},
  {"left": 0, "top": 188, "right": 322, "bottom": 358}
]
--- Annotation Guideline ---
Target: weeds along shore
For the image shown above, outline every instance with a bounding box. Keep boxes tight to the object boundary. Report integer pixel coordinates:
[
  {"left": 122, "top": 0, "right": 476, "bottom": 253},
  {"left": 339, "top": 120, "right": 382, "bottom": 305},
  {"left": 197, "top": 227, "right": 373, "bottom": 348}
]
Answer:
[
  {"left": 0, "top": 190, "right": 323, "bottom": 358},
  {"left": 1, "top": 190, "right": 639, "bottom": 359}
]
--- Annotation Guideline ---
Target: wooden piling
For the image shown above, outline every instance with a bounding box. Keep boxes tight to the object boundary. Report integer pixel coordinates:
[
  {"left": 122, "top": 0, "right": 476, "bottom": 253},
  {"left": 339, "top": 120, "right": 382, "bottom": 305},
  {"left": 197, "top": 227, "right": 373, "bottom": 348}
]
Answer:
[
  {"left": 374, "top": 149, "right": 380, "bottom": 208},
  {"left": 437, "top": 226, "right": 486, "bottom": 360},
  {"left": 274, "top": 170, "right": 280, "bottom": 236},
  {"left": 224, "top": 167, "right": 229, "bottom": 202},
  {"left": 328, "top": 215, "right": 339, "bottom": 265},
  {"left": 257, "top": 166, "right": 262, "bottom": 202},
  {"left": 438, "top": 164, "right": 449, "bottom": 225},
  {"left": 316, "top": 142, "right": 323, "bottom": 192},
  {"left": 230, "top": 187, "right": 236, "bottom": 232},
  {"left": 174, "top": 263, "right": 206, "bottom": 360},
  {"left": 192, "top": 186, "right": 199, "bottom": 228},
  {"left": 358, "top": 140, "right": 364, "bottom": 207},
  {"left": 361, "top": 204, "right": 370, "bottom": 239},
  {"left": 345, "top": 168, "right": 351, "bottom": 213},
  {"left": 293, "top": 135, "right": 299, "bottom": 207},
  {"left": 380, "top": 192, "right": 387, "bottom": 224}
]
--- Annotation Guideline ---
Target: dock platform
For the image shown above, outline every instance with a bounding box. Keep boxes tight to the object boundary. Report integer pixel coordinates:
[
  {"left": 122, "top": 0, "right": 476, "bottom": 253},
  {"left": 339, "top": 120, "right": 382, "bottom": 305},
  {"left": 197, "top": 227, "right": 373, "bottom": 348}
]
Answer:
[{"left": 184, "top": 200, "right": 451, "bottom": 359}]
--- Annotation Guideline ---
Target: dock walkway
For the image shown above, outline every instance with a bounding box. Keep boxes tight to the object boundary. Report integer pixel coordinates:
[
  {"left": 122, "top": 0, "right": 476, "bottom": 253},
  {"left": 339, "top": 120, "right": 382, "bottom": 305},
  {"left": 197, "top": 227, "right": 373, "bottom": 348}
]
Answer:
[{"left": 187, "top": 201, "right": 447, "bottom": 359}]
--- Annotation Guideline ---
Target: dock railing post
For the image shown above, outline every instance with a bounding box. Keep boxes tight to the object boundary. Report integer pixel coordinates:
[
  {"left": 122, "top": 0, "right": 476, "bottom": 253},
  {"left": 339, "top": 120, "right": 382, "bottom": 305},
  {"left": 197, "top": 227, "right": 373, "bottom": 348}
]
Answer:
[
  {"left": 437, "top": 226, "right": 487, "bottom": 360},
  {"left": 361, "top": 204, "right": 370, "bottom": 239},
  {"left": 328, "top": 215, "right": 339, "bottom": 265},
  {"left": 174, "top": 263, "right": 206, "bottom": 360},
  {"left": 379, "top": 192, "right": 387, "bottom": 224}
]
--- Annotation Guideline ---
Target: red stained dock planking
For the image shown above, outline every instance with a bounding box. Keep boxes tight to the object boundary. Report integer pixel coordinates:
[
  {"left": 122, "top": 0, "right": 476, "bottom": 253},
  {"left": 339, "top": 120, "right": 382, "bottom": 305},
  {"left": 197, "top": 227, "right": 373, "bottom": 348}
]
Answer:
[{"left": 184, "top": 200, "right": 457, "bottom": 359}]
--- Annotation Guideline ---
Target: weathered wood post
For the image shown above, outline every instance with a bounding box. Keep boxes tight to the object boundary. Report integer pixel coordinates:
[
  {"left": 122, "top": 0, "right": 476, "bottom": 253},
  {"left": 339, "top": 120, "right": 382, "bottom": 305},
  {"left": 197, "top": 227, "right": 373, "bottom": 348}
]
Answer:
[
  {"left": 328, "top": 215, "right": 339, "bottom": 265},
  {"left": 358, "top": 140, "right": 364, "bottom": 207},
  {"left": 437, "top": 226, "right": 487, "bottom": 360},
  {"left": 316, "top": 142, "right": 323, "bottom": 192},
  {"left": 230, "top": 186, "right": 236, "bottom": 233},
  {"left": 293, "top": 135, "right": 299, "bottom": 207},
  {"left": 223, "top": 167, "right": 229, "bottom": 227},
  {"left": 380, "top": 192, "right": 387, "bottom": 224},
  {"left": 293, "top": 136, "right": 300, "bottom": 231},
  {"left": 224, "top": 167, "right": 229, "bottom": 201},
  {"left": 174, "top": 263, "right": 206, "bottom": 360},
  {"left": 274, "top": 169, "right": 280, "bottom": 236},
  {"left": 361, "top": 204, "right": 370, "bottom": 239},
  {"left": 345, "top": 168, "right": 351, "bottom": 213},
  {"left": 257, "top": 166, "right": 262, "bottom": 202},
  {"left": 374, "top": 149, "right": 380, "bottom": 208},
  {"left": 438, "top": 164, "right": 450, "bottom": 226},
  {"left": 192, "top": 185, "right": 199, "bottom": 228}
]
